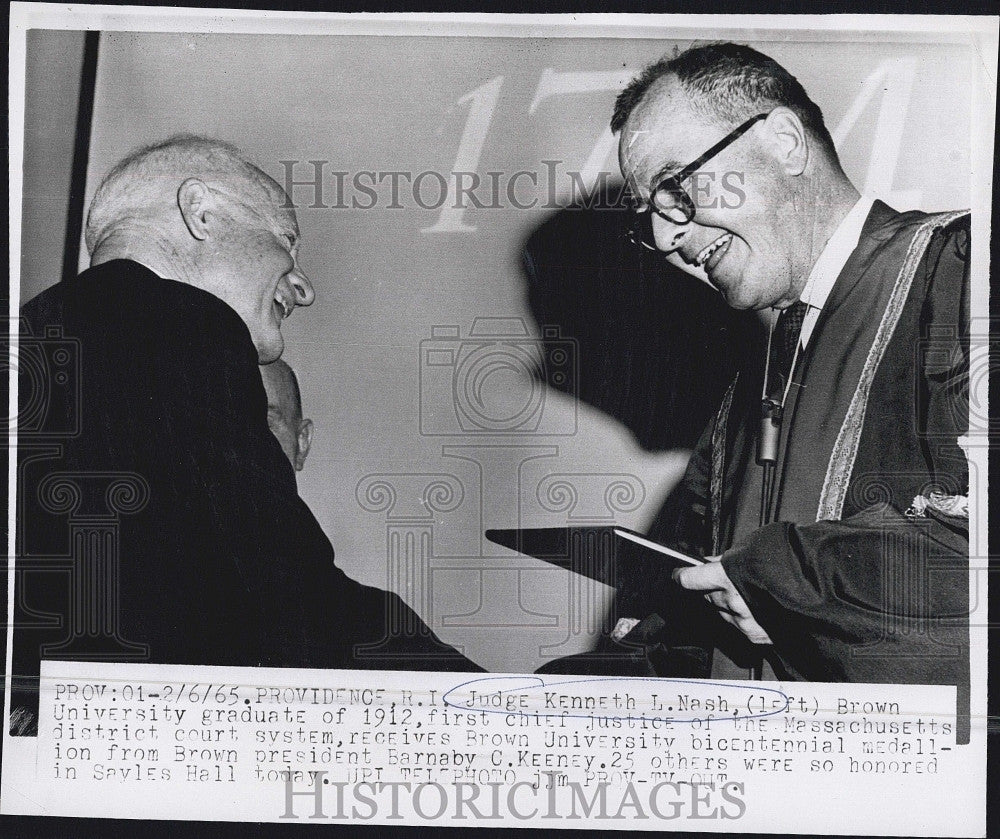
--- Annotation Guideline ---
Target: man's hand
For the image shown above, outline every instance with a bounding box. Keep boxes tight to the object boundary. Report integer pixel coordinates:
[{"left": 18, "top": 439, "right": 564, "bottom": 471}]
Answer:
[{"left": 673, "top": 557, "right": 772, "bottom": 645}]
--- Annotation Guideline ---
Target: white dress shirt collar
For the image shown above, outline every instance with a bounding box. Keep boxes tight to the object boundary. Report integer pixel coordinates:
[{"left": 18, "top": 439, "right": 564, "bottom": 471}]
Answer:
[{"left": 797, "top": 195, "right": 876, "bottom": 348}]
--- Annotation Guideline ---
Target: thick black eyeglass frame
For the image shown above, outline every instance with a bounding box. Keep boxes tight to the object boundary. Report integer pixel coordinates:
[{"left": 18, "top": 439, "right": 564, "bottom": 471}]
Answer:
[{"left": 627, "top": 111, "right": 769, "bottom": 250}]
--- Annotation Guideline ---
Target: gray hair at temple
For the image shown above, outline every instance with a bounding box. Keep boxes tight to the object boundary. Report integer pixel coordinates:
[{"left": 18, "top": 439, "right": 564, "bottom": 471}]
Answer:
[
  {"left": 84, "top": 134, "right": 276, "bottom": 256},
  {"left": 611, "top": 42, "right": 837, "bottom": 159}
]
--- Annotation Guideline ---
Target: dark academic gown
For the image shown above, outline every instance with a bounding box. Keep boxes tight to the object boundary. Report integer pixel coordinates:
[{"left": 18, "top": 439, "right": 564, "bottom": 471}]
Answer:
[
  {"left": 561, "top": 203, "right": 971, "bottom": 739},
  {"left": 632, "top": 203, "right": 971, "bottom": 728},
  {"left": 11, "top": 260, "right": 478, "bottom": 732}
]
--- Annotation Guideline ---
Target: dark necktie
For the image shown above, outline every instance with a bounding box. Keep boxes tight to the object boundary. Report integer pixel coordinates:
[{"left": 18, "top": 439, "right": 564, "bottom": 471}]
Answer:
[{"left": 768, "top": 300, "right": 809, "bottom": 392}]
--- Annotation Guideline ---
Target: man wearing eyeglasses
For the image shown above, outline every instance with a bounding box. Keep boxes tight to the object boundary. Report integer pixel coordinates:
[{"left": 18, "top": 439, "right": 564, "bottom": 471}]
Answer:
[{"left": 606, "top": 44, "right": 970, "bottom": 707}]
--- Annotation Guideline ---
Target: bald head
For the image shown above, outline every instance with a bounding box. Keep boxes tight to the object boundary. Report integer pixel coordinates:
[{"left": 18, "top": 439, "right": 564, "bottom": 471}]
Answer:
[
  {"left": 261, "top": 359, "right": 313, "bottom": 473},
  {"left": 85, "top": 135, "right": 277, "bottom": 257}
]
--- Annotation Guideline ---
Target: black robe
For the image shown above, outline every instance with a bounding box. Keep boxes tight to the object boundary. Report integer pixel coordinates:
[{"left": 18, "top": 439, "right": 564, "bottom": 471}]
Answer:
[
  {"left": 11, "top": 260, "right": 478, "bottom": 732},
  {"left": 556, "top": 204, "right": 972, "bottom": 741},
  {"left": 626, "top": 204, "right": 972, "bottom": 728}
]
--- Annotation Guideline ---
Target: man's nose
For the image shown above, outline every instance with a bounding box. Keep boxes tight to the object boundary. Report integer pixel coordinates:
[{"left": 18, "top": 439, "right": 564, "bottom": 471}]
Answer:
[
  {"left": 289, "top": 265, "right": 315, "bottom": 307},
  {"left": 652, "top": 212, "right": 690, "bottom": 253}
]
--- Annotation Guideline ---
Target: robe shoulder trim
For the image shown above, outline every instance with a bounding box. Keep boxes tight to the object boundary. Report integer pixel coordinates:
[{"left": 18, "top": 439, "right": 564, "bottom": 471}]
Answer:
[{"left": 816, "top": 209, "right": 970, "bottom": 522}]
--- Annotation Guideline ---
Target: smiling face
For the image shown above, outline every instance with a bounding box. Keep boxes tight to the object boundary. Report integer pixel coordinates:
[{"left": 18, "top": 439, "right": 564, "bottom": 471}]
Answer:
[
  {"left": 205, "top": 176, "right": 315, "bottom": 363},
  {"left": 619, "top": 75, "right": 810, "bottom": 311}
]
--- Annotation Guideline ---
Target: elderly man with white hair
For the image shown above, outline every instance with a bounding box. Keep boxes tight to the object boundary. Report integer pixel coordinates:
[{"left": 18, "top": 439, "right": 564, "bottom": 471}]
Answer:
[{"left": 12, "top": 135, "right": 478, "bottom": 733}]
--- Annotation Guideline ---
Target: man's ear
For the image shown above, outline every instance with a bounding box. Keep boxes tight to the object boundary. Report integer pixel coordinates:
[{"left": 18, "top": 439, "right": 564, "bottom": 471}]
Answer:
[
  {"left": 177, "top": 178, "right": 216, "bottom": 241},
  {"left": 294, "top": 418, "right": 314, "bottom": 471},
  {"left": 764, "top": 108, "right": 809, "bottom": 176}
]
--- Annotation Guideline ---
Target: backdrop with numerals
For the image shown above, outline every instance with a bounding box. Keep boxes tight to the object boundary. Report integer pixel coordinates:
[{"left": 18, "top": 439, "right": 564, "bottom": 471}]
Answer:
[{"left": 19, "top": 27, "right": 978, "bottom": 671}]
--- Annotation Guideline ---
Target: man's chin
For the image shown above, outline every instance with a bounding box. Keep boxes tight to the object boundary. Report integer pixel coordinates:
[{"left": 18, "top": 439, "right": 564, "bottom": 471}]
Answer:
[
  {"left": 712, "top": 275, "right": 768, "bottom": 311},
  {"left": 712, "top": 277, "right": 752, "bottom": 310},
  {"left": 256, "top": 335, "right": 284, "bottom": 364}
]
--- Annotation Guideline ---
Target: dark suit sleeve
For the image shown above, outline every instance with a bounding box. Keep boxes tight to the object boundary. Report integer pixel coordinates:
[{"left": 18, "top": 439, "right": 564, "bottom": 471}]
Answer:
[
  {"left": 19, "top": 267, "right": 479, "bottom": 673},
  {"left": 168, "top": 342, "right": 481, "bottom": 672}
]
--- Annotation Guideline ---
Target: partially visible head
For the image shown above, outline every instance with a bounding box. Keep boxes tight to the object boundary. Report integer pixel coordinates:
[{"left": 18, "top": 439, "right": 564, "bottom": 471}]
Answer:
[
  {"left": 614, "top": 43, "right": 854, "bottom": 310},
  {"left": 260, "top": 359, "right": 313, "bottom": 472},
  {"left": 85, "top": 135, "right": 315, "bottom": 362}
]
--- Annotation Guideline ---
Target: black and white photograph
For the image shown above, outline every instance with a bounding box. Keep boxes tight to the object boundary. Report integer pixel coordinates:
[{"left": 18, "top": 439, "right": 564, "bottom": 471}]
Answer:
[{"left": 3, "top": 5, "right": 994, "bottom": 834}]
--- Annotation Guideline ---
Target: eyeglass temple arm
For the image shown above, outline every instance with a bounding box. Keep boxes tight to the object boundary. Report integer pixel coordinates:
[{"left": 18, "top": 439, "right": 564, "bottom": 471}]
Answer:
[{"left": 673, "top": 112, "right": 769, "bottom": 183}]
